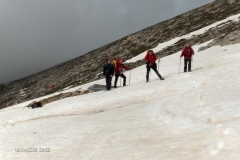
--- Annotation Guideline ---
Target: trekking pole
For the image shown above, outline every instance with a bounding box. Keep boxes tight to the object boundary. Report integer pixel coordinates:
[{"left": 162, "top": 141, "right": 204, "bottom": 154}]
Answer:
[
  {"left": 120, "top": 74, "right": 121, "bottom": 87},
  {"left": 149, "top": 70, "right": 151, "bottom": 83},
  {"left": 129, "top": 70, "right": 132, "bottom": 85},
  {"left": 191, "top": 56, "right": 193, "bottom": 71},
  {"left": 178, "top": 57, "right": 182, "bottom": 74}
]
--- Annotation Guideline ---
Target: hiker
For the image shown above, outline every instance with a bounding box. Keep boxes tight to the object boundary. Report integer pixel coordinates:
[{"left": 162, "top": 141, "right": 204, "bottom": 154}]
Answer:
[
  {"left": 114, "top": 58, "right": 131, "bottom": 88},
  {"left": 180, "top": 43, "right": 195, "bottom": 72},
  {"left": 26, "top": 101, "right": 43, "bottom": 109},
  {"left": 32, "top": 102, "right": 42, "bottom": 108},
  {"left": 103, "top": 59, "right": 114, "bottom": 91},
  {"left": 51, "top": 84, "right": 55, "bottom": 90},
  {"left": 144, "top": 50, "right": 164, "bottom": 82}
]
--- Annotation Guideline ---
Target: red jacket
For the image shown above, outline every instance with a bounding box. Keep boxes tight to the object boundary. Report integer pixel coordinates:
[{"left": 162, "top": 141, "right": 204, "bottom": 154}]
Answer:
[
  {"left": 144, "top": 51, "right": 157, "bottom": 64},
  {"left": 51, "top": 84, "right": 55, "bottom": 89},
  {"left": 181, "top": 47, "right": 194, "bottom": 60},
  {"left": 115, "top": 60, "right": 131, "bottom": 75}
]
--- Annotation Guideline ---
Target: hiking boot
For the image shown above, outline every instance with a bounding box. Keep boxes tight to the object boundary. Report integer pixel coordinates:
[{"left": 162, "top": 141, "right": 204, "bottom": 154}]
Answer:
[
  {"left": 160, "top": 77, "right": 165, "bottom": 80},
  {"left": 123, "top": 84, "right": 126, "bottom": 86},
  {"left": 188, "top": 70, "right": 192, "bottom": 72},
  {"left": 146, "top": 80, "right": 148, "bottom": 83},
  {"left": 114, "top": 86, "right": 117, "bottom": 88}
]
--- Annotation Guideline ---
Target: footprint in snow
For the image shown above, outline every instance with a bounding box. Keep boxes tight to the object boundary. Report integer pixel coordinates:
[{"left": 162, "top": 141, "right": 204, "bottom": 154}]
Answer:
[{"left": 206, "top": 140, "right": 224, "bottom": 156}]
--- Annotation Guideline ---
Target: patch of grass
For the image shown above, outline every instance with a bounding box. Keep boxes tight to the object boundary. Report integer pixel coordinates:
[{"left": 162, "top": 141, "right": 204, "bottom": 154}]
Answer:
[
  {"left": 23, "top": 80, "right": 37, "bottom": 88},
  {"left": 129, "top": 45, "right": 150, "bottom": 57},
  {"left": 112, "top": 51, "right": 121, "bottom": 58},
  {"left": 0, "top": 96, "right": 15, "bottom": 110},
  {"left": 148, "top": 38, "right": 157, "bottom": 43},
  {"left": 130, "top": 43, "right": 137, "bottom": 48},
  {"left": 24, "top": 93, "right": 33, "bottom": 100}
]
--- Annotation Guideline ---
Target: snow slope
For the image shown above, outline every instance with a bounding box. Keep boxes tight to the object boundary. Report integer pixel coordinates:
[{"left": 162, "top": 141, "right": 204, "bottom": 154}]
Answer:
[{"left": 1, "top": 41, "right": 240, "bottom": 159}]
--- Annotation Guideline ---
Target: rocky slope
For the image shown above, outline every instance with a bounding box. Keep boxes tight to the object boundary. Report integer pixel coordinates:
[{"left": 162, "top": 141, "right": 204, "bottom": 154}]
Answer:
[{"left": 1, "top": 0, "right": 240, "bottom": 109}]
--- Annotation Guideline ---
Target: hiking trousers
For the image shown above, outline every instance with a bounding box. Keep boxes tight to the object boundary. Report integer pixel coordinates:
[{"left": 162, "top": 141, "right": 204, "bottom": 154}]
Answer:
[
  {"left": 105, "top": 75, "right": 112, "bottom": 90},
  {"left": 146, "top": 63, "right": 162, "bottom": 81},
  {"left": 184, "top": 59, "right": 191, "bottom": 72},
  {"left": 114, "top": 74, "right": 126, "bottom": 87}
]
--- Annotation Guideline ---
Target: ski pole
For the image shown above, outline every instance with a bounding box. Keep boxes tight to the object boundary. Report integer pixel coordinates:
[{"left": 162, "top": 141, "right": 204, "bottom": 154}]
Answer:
[
  {"left": 191, "top": 56, "right": 193, "bottom": 71},
  {"left": 179, "top": 57, "right": 182, "bottom": 74},
  {"left": 120, "top": 74, "right": 121, "bottom": 87},
  {"left": 149, "top": 69, "right": 151, "bottom": 83},
  {"left": 129, "top": 70, "right": 132, "bottom": 85},
  {"left": 158, "top": 59, "right": 160, "bottom": 71}
]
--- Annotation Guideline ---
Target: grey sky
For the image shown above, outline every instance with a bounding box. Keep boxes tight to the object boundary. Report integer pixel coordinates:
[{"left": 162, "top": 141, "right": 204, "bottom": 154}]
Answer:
[{"left": 0, "top": 0, "right": 214, "bottom": 83}]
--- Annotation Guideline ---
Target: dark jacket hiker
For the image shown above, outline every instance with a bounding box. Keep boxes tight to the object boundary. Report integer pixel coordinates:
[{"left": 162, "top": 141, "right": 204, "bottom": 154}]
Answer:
[
  {"left": 181, "top": 43, "right": 195, "bottom": 72},
  {"left": 103, "top": 59, "right": 114, "bottom": 90}
]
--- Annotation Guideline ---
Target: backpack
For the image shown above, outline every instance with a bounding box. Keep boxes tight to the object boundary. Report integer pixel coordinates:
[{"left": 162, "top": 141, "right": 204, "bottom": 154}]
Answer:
[
  {"left": 36, "top": 102, "right": 42, "bottom": 107},
  {"left": 31, "top": 102, "right": 42, "bottom": 109},
  {"left": 112, "top": 60, "right": 117, "bottom": 69}
]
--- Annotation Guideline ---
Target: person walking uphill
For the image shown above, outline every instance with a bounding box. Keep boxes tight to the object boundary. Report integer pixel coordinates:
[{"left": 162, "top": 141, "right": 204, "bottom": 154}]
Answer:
[
  {"left": 114, "top": 58, "right": 131, "bottom": 88},
  {"left": 103, "top": 59, "right": 114, "bottom": 91},
  {"left": 180, "top": 43, "right": 195, "bottom": 72},
  {"left": 144, "top": 50, "right": 164, "bottom": 82}
]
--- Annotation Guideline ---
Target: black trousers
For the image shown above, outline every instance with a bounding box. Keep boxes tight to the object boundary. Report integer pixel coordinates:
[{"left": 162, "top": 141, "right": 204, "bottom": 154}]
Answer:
[
  {"left": 105, "top": 76, "right": 112, "bottom": 90},
  {"left": 114, "top": 74, "right": 126, "bottom": 87},
  {"left": 184, "top": 59, "right": 191, "bottom": 72},
  {"left": 146, "top": 63, "right": 162, "bottom": 81}
]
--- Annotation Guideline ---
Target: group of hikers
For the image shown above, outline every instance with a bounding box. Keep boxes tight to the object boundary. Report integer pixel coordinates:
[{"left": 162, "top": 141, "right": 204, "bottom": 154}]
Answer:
[
  {"left": 103, "top": 43, "right": 195, "bottom": 91},
  {"left": 26, "top": 43, "right": 194, "bottom": 109}
]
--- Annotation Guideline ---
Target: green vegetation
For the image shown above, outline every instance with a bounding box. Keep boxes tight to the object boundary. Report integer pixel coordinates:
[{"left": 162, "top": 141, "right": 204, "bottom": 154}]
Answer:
[
  {"left": 130, "top": 43, "right": 137, "bottom": 48},
  {"left": 0, "top": 96, "right": 15, "bottom": 110},
  {"left": 148, "top": 38, "right": 157, "bottom": 43},
  {"left": 129, "top": 45, "right": 150, "bottom": 57},
  {"left": 23, "top": 80, "right": 37, "bottom": 88}
]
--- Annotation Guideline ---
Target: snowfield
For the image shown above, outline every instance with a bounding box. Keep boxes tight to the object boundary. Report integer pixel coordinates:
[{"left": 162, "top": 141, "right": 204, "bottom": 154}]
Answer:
[{"left": 1, "top": 41, "right": 240, "bottom": 159}]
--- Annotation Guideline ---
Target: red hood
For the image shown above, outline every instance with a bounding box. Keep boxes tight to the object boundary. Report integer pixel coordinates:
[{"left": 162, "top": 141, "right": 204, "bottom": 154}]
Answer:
[{"left": 117, "top": 58, "right": 123, "bottom": 63}]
